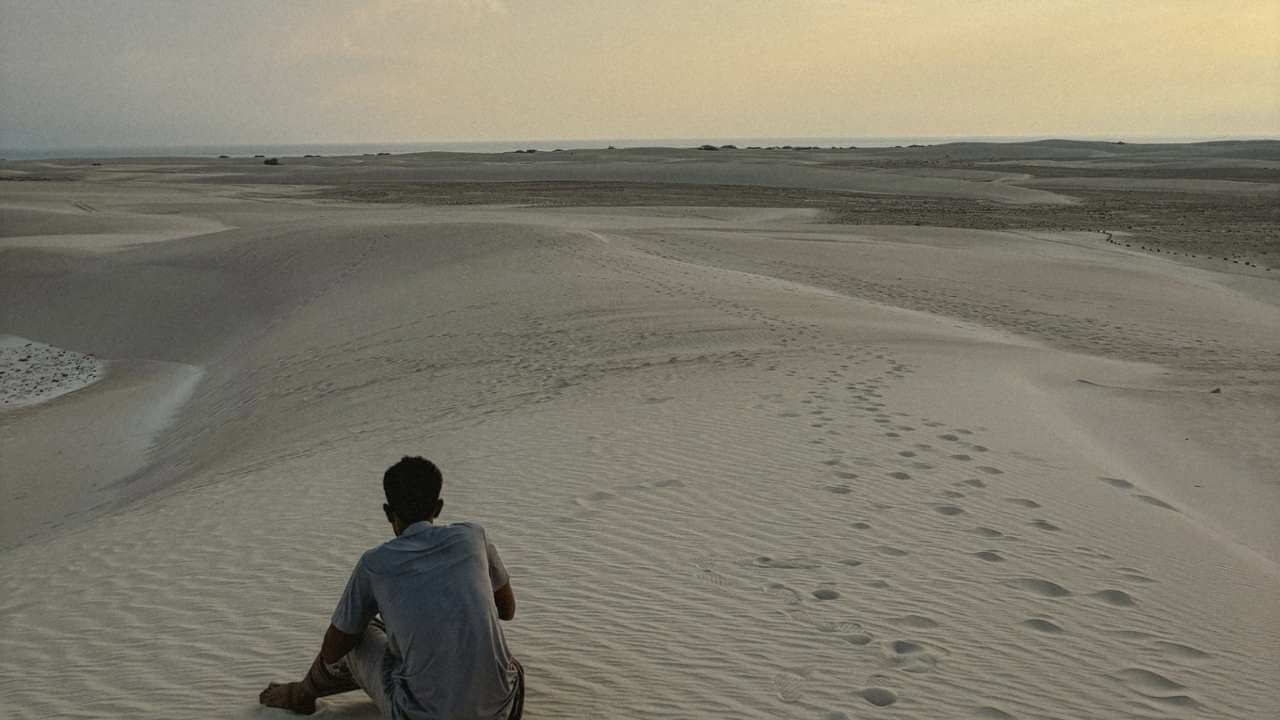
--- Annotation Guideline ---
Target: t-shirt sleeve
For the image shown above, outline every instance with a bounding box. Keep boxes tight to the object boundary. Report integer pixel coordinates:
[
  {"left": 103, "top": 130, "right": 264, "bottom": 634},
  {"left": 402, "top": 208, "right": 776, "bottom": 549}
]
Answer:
[
  {"left": 331, "top": 555, "right": 378, "bottom": 635},
  {"left": 484, "top": 532, "right": 510, "bottom": 590}
]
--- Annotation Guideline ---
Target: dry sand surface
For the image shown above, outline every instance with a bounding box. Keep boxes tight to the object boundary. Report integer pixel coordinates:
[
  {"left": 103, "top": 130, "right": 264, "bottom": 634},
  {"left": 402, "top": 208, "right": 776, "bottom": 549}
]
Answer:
[{"left": 1, "top": 143, "right": 1278, "bottom": 719}]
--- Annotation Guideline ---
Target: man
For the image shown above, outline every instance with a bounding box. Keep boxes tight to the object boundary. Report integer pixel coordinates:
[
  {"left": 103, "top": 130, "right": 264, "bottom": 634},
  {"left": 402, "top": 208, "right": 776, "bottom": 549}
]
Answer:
[{"left": 260, "top": 456, "right": 523, "bottom": 719}]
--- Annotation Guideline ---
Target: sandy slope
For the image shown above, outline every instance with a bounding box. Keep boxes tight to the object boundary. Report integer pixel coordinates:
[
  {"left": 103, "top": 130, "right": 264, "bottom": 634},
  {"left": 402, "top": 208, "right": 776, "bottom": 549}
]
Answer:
[
  {"left": 0, "top": 183, "right": 230, "bottom": 250},
  {"left": 1, "top": 158, "right": 1278, "bottom": 719}
]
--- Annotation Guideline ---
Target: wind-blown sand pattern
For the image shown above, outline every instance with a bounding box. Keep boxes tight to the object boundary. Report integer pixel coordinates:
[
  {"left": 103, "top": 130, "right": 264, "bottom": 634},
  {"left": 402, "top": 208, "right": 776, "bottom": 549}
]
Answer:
[{"left": 1, "top": 145, "right": 1277, "bottom": 718}]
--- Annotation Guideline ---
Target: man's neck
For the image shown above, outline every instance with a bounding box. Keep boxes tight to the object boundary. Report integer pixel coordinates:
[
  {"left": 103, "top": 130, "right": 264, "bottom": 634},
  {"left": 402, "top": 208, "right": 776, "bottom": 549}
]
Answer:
[{"left": 395, "top": 518, "right": 434, "bottom": 536}]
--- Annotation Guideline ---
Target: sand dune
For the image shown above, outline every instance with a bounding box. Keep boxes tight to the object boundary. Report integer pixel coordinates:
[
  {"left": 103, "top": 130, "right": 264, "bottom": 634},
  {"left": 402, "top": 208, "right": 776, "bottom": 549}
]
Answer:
[
  {"left": 1, "top": 150, "right": 1277, "bottom": 718},
  {"left": 0, "top": 190, "right": 229, "bottom": 250}
]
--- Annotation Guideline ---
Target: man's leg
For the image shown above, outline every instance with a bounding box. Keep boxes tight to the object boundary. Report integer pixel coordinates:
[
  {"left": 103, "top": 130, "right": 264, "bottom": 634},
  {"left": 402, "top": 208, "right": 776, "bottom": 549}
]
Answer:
[
  {"left": 341, "top": 618, "right": 395, "bottom": 719},
  {"left": 300, "top": 654, "right": 360, "bottom": 698},
  {"left": 260, "top": 647, "right": 361, "bottom": 714}
]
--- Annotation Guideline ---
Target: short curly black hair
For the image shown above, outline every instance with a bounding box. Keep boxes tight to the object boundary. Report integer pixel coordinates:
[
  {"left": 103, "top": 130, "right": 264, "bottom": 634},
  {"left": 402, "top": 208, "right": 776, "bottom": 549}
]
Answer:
[{"left": 383, "top": 456, "right": 443, "bottom": 523}]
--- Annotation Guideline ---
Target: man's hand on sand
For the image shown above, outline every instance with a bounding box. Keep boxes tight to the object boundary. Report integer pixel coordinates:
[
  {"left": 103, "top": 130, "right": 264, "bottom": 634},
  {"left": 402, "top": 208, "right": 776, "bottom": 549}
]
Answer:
[{"left": 259, "top": 681, "right": 317, "bottom": 715}]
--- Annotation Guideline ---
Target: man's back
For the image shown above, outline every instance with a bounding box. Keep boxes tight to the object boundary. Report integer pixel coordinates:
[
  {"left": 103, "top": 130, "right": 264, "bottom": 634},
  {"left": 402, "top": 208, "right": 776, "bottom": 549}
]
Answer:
[{"left": 333, "top": 521, "right": 518, "bottom": 719}]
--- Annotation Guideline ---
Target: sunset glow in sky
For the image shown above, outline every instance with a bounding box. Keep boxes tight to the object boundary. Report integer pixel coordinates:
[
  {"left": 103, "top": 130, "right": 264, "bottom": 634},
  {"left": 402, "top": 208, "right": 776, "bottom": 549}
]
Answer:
[{"left": 2, "top": 0, "right": 1277, "bottom": 148}]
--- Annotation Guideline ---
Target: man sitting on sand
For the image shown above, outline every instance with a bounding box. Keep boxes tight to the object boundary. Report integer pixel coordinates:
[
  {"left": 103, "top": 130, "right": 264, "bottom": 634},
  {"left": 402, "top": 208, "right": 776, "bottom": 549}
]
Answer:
[{"left": 259, "top": 456, "right": 523, "bottom": 719}]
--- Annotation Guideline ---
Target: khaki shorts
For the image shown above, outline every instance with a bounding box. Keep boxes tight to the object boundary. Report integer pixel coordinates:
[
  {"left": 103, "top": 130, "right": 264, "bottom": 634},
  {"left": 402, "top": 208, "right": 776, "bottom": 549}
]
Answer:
[{"left": 342, "top": 619, "right": 525, "bottom": 720}]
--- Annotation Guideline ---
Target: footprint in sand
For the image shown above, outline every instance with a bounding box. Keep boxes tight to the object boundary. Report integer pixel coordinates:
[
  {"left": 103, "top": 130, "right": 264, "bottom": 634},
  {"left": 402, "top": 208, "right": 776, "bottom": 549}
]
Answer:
[
  {"left": 1099, "top": 476, "right": 1134, "bottom": 490},
  {"left": 882, "top": 639, "right": 945, "bottom": 672},
  {"left": 838, "top": 558, "right": 863, "bottom": 568},
  {"left": 898, "top": 450, "right": 917, "bottom": 458},
  {"left": 825, "top": 484, "right": 852, "bottom": 495},
  {"left": 960, "top": 478, "right": 987, "bottom": 488},
  {"left": 752, "top": 556, "right": 821, "bottom": 570},
  {"left": 887, "top": 471, "right": 911, "bottom": 480},
  {"left": 857, "top": 686, "right": 899, "bottom": 707},
  {"left": 872, "top": 545, "right": 909, "bottom": 557},
  {"left": 1153, "top": 641, "right": 1212, "bottom": 661},
  {"left": 1028, "top": 519, "right": 1060, "bottom": 532},
  {"left": 844, "top": 631, "right": 874, "bottom": 646},
  {"left": 693, "top": 566, "right": 739, "bottom": 590},
  {"left": 892, "top": 614, "right": 940, "bottom": 629},
  {"left": 971, "top": 526, "right": 1004, "bottom": 538},
  {"left": 812, "top": 586, "right": 841, "bottom": 601},
  {"left": 939, "top": 433, "right": 960, "bottom": 441},
  {"left": 850, "top": 521, "right": 872, "bottom": 530},
  {"left": 1133, "top": 494, "right": 1179, "bottom": 512},
  {"left": 833, "top": 471, "right": 858, "bottom": 479},
  {"left": 821, "top": 459, "right": 843, "bottom": 466},
  {"left": 950, "top": 454, "right": 973, "bottom": 461},
  {"left": 791, "top": 609, "right": 863, "bottom": 635},
  {"left": 1004, "top": 498, "right": 1041, "bottom": 509},
  {"left": 933, "top": 504, "right": 965, "bottom": 516},
  {"left": 771, "top": 672, "right": 806, "bottom": 703},
  {"left": 973, "top": 551, "right": 1004, "bottom": 563},
  {"left": 1021, "top": 617, "right": 1065, "bottom": 633},
  {"left": 975, "top": 466, "right": 1004, "bottom": 475},
  {"left": 765, "top": 583, "right": 804, "bottom": 605},
  {"left": 1003, "top": 577, "right": 1071, "bottom": 598},
  {"left": 1112, "top": 668, "right": 1198, "bottom": 708},
  {"left": 1090, "top": 589, "right": 1136, "bottom": 607}
]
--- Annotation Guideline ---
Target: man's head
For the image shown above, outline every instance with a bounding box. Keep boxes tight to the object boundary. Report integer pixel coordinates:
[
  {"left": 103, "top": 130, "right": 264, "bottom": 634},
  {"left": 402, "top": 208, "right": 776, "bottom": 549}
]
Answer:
[{"left": 383, "top": 456, "right": 444, "bottom": 534}]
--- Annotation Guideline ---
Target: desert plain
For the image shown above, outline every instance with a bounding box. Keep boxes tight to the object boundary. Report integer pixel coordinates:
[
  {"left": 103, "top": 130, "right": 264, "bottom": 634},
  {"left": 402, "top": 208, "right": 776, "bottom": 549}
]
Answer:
[{"left": 1, "top": 141, "right": 1278, "bottom": 718}]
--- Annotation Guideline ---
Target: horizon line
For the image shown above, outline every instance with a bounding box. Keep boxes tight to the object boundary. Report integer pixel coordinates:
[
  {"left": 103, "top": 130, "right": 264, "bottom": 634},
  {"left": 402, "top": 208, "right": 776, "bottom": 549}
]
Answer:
[{"left": 5, "top": 133, "right": 1280, "bottom": 152}]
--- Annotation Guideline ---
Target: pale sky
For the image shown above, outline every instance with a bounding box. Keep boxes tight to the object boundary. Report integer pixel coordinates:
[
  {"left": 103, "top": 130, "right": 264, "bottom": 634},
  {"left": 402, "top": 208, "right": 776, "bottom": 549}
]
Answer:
[{"left": 2, "top": 0, "right": 1277, "bottom": 149}]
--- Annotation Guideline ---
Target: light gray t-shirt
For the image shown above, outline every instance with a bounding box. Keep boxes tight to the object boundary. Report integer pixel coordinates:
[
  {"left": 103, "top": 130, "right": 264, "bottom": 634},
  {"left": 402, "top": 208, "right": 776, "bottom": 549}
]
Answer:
[{"left": 332, "top": 521, "right": 516, "bottom": 720}]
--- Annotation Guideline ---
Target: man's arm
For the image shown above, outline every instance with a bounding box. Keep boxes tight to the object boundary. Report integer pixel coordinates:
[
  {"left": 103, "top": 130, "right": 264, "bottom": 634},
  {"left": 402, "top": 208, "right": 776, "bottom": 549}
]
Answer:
[
  {"left": 483, "top": 529, "right": 515, "bottom": 621},
  {"left": 320, "top": 623, "right": 362, "bottom": 664},
  {"left": 495, "top": 582, "right": 516, "bottom": 621}
]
